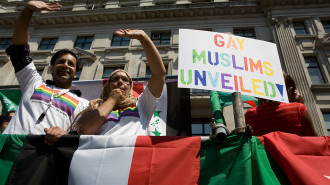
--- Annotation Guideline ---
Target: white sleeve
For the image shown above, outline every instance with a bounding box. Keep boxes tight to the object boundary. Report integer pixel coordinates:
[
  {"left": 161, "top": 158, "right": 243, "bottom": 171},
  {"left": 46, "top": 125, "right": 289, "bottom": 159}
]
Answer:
[
  {"left": 137, "top": 86, "right": 159, "bottom": 127},
  {"left": 16, "top": 63, "right": 43, "bottom": 94}
]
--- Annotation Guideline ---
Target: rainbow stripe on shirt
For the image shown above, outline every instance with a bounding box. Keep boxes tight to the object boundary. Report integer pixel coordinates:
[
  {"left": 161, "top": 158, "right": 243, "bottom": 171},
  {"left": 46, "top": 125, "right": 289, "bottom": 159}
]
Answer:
[
  {"left": 30, "top": 84, "right": 79, "bottom": 116},
  {"left": 105, "top": 106, "right": 140, "bottom": 123}
]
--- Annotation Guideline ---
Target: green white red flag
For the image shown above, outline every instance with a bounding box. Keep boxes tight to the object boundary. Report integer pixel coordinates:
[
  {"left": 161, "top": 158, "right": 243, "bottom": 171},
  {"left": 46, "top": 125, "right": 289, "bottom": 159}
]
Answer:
[{"left": 1, "top": 132, "right": 329, "bottom": 185}]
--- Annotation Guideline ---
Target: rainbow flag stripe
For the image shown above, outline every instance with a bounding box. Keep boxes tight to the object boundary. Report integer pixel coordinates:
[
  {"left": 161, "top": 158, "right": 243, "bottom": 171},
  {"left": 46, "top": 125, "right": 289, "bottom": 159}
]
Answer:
[
  {"left": 30, "top": 84, "right": 79, "bottom": 116},
  {"left": 105, "top": 106, "right": 140, "bottom": 122}
]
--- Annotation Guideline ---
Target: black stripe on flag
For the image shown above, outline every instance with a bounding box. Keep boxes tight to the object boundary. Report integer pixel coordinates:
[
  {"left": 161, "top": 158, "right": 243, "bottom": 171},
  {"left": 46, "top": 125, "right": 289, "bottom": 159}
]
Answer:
[
  {"left": 166, "top": 81, "right": 192, "bottom": 136},
  {"left": 8, "top": 135, "right": 80, "bottom": 185}
]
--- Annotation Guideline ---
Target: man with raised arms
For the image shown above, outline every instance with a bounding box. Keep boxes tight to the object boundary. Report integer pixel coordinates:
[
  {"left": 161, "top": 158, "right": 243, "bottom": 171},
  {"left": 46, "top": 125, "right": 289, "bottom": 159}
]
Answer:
[{"left": 4, "top": 1, "right": 89, "bottom": 145}]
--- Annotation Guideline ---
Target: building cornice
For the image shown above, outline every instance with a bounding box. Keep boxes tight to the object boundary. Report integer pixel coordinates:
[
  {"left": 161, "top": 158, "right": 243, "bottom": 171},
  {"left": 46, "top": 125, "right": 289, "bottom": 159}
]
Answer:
[{"left": 0, "top": 1, "right": 261, "bottom": 26}]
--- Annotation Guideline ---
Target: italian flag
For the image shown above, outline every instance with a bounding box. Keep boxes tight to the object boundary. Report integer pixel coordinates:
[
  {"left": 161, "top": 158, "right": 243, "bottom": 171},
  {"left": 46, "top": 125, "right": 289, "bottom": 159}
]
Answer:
[{"left": 1, "top": 132, "right": 329, "bottom": 185}]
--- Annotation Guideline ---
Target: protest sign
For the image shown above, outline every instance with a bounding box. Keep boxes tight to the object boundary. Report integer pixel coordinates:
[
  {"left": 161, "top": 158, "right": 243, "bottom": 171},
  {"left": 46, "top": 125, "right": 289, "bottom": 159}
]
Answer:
[{"left": 178, "top": 29, "right": 288, "bottom": 103}]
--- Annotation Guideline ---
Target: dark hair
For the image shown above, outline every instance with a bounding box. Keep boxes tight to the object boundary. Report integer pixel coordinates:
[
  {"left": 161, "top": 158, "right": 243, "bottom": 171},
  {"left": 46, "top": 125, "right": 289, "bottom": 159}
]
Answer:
[
  {"left": 283, "top": 72, "right": 296, "bottom": 90},
  {"left": 50, "top": 49, "right": 79, "bottom": 72}
]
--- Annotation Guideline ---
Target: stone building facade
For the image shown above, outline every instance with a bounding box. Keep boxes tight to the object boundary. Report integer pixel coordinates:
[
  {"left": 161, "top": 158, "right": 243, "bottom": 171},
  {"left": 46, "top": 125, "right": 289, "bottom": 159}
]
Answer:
[{"left": 0, "top": 0, "right": 329, "bottom": 136}]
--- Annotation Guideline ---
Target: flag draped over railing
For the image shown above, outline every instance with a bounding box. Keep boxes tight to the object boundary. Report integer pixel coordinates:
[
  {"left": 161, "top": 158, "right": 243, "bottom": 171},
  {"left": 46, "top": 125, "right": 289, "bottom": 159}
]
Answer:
[{"left": 1, "top": 132, "right": 329, "bottom": 185}]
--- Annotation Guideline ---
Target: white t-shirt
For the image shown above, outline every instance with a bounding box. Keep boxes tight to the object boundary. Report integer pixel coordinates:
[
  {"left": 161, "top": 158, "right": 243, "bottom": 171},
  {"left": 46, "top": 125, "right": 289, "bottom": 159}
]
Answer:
[
  {"left": 96, "top": 86, "right": 159, "bottom": 136},
  {"left": 3, "top": 63, "right": 89, "bottom": 134}
]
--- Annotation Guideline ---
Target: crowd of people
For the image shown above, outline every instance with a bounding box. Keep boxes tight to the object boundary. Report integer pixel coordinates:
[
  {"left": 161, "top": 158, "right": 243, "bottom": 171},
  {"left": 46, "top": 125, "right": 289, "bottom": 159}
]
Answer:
[{"left": 0, "top": 1, "right": 318, "bottom": 143}]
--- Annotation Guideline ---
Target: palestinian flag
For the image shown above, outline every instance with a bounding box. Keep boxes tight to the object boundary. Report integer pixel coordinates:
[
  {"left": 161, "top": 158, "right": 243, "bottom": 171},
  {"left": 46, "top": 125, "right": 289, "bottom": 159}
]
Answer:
[
  {"left": 1, "top": 132, "right": 329, "bottom": 185},
  {"left": 0, "top": 79, "right": 191, "bottom": 136},
  {"left": 210, "top": 90, "right": 258, "bottom": 125},
  {"left": 1, "top": 135, "right": 200, "bottom": 185}
]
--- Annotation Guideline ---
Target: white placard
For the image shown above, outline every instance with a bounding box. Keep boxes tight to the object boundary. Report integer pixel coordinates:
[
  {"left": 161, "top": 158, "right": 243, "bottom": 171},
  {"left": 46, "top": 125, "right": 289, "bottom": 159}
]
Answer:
[{"left": 178, "top": 29, "right": 288, "bottom": 103}]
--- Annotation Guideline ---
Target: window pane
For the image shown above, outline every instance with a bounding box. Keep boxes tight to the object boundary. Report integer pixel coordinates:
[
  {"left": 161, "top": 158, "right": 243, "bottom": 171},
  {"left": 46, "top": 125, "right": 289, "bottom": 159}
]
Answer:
[
  {"left": 322, "top": 113, "right": 330, "bottom": 136},
  {"left": 308, "top": 68, "right": 324, "bottom": 84},
  {"left": 145, "top": 66, "right": 152, "bottom": 77},
  {"left": 121, "top": 40, "right": 130, "bottom": 46},
  {"left": 75, "top": 36, "right": 94, "bottom": 49},
  {"left": 39, "top": 45, "right": 47, "bottom": 50},
  {"left": 42, "top": 40, "right": 50, "bottom": 45},
  {"left": 50, "top": 39, "right": 57, "bottom": 44},
  {"left": 204, "top": 124, "right": 212, "bottom": 135},
  {"left": 151, "top": 32, "right": 171, "bottom": 45},
  {"left": 161, "top": 40, "right": 170, "bottom": 45},
  {"left": 152, "top": 40, "right": 161, "bottom": 45},
  {"left": 103, "top": 67, "right": 124, "bottom": 79},
  {"left": 76, "top": 38, "right": 85, "bottom": 43},
  {"left": 0, "top": 38, "right": 12, "bottom": 50},
  {"left": 75, "top": 43, "right": 82, "bottom": 48},
  {"left": 37, "top": 70, "right": 43, "bottom": 76},
  {"left": 323, "top": 113, "right": 330, "bottom": 128},
  {"left": 161, "top": 33, "right": 171, "bottom": 39},
  {"left": 111, "top": 35, "right": 130, "bottom": 46},
  {"left": 305, "top": 60, "right": 319, "bottom": 67},
  {"left": 86, "top": 37, "right": 93, "bottom": 43},
  {"left": 112, "top": 35, "right": 122, "bottom": 41},
  {"left": 304, "top": 57, "right": 324, "bottom": 84},
  {"left": 293, "top": 22, "right": 307, "bottom": 35},
  {"left": 111, "top": 42, "right": 121, "bottom": 46},
  {"left": 39, "top": 38, "right": 57, "bottom": 50},
  {"left": 322, "top": 21, "right": 330, "bottom": 33},
  {"left": 191, "top": 89, "right": 209, "bottom": 95},
  {"left": 245, "top": 33, "right": 253, "bottom": 37},
  {"left": 103, "top": 68, "right": 115, "bottom": 79},
  {"left": 191, "top": 124, "right": 203, "bottom": 134},
  {"left": 83, "top": 43, "right": 91, "bottom": 49},
  {"left": 234, "top": 29, "right": 256, "bottom": 39},
  {"left": 122, "top": 37, "right": 130, "bottom": 41}
]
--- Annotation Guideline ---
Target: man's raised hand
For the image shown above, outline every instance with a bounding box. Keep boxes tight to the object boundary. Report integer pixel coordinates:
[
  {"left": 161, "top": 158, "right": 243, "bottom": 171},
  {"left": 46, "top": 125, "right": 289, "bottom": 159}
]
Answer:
[{"left": 26, "top": 1, "right": 62, "bottom": 12}]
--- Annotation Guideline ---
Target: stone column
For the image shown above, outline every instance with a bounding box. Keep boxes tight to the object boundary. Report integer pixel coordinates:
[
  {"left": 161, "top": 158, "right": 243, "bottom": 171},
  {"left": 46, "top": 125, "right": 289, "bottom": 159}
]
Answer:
[{"left": 270, "top": 16, "right": 325, "bottom": 136}]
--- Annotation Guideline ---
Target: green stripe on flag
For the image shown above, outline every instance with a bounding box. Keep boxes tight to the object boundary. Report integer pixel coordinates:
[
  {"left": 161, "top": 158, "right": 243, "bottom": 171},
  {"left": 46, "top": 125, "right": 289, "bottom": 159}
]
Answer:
[
  {"left": 200, "top": 134, "right": 290, "bottom": 185},
  {"left": 0, "top": 134, "right": 26, "bottom": 185},
  {"left": 210, "top": 91, "right": 258, "bottom": 125}
]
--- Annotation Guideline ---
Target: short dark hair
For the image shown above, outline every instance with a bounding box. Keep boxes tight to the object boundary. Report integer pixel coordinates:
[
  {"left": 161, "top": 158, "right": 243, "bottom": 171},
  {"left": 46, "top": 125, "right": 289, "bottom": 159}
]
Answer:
[{"left": 50, "top": 49, "right": 80, "bottom": 72}]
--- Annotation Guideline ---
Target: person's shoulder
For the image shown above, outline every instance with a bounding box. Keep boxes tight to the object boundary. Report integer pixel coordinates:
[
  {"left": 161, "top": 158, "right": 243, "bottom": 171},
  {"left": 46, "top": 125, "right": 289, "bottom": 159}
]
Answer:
[
  {"left": 79, "top": 98, "right": 89, "bottom": 106},
  {"left": 281, "top": 102, "right": 305, "bottom": 107},
  {"left": 74, "top": 96, "right": 89, "bottom": 109}
]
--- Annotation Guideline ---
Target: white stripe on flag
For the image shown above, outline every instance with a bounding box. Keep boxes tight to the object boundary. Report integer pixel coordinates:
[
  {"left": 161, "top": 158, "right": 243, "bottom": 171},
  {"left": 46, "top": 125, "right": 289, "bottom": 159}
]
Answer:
[
  {"left": 68, "top": 135, "right": 137, "bottom": 185},
  {"left": 148, "top": 83, "right": 167, "bottom": 136}
]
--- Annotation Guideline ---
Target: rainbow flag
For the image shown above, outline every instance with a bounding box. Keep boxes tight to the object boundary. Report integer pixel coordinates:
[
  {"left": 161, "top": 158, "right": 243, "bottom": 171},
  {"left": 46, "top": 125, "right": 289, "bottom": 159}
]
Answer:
[
  {"left": 106, "top": 106, "right": 140, "bottom": 122},
  {"left": 31, "top": 84, "right": 79, "bottom": 116}
]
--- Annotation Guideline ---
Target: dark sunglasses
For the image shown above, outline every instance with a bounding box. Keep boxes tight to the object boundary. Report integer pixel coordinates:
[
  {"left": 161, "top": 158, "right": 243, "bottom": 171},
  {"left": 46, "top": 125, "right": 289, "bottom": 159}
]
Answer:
[
  {"left": 3, "top": 115, "right": 12, "bottom": 122},
  {"left": 110, "top": 75, "right": 130, "bottom": 83}
]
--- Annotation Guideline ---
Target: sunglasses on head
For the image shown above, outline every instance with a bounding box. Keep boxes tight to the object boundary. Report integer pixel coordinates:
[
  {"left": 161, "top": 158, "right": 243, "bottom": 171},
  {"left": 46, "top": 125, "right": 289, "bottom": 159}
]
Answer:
[{"left": 110, "top": 75, "right": 130, "bottom": 83}]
